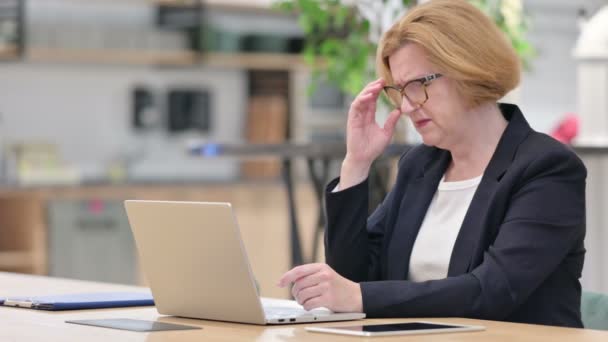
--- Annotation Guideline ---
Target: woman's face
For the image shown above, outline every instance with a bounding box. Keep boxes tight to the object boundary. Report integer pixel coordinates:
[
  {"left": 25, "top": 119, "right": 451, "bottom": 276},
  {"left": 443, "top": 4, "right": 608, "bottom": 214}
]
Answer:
[{"left": 388, "top": 43, "right": 469, "bottom": 149}]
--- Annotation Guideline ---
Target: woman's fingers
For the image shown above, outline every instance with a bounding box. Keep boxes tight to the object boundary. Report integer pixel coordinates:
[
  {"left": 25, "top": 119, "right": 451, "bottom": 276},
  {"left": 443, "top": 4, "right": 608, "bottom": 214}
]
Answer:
[
  {"left": 351, "top": 88, "right": 382, "bottom": 121},
  {"left": 351, "top": 92, "right": 375, "bottom": 111},
  {"left": 302, "top": 296, "right": 325, "bottom": 311},
  {"left": 277, "top": 263, "right": 324, "bottom": 288},
  {"left": 357, "top": 78, "right": 384, "bottom": 98},
  {"left": 360, "top": 83, "right": 384, "bottom": 102},
  {"left": 382, "top": 108, "right": 403, "bottom": 137},
  {"left": 279, "top": 263, "right": 362, "bottom": 313},
  {"left": 295, "top": 283, "right": 325, "bottom": 305},
  {"left": 354, "top": 81, "right": 384, "bottom": 111},
  {"left": 291, "top": 269, "right": 331, "bottom": 298},
  {"left": 351, "top": 79, "right": 385, "bottom": 116}
]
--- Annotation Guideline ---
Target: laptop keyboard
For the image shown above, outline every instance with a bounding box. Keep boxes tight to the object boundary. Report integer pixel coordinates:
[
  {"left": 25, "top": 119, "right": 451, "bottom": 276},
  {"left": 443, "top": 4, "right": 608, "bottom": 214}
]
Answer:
[
  {"left": 264, "top": 306, "right": 311, "bottom": 319},
  {"left": 261, "top": 298, "right": 332, "bottom": 319}
]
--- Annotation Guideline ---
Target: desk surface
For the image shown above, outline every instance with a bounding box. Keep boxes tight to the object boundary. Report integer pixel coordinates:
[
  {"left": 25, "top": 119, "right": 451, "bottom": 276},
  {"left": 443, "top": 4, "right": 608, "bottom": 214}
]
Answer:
[{"left": 1, "top": 272, "right": 607, "bottom": 341}]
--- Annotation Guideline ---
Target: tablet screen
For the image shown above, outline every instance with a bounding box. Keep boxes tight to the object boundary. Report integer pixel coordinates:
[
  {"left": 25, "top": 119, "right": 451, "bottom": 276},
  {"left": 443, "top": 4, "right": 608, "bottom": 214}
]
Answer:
[
  {"left": 306, "top": 321, "right": 485, "bottom": 336},
  {"left": 337, "top": 322, "right": 464, "bottom": 332}
]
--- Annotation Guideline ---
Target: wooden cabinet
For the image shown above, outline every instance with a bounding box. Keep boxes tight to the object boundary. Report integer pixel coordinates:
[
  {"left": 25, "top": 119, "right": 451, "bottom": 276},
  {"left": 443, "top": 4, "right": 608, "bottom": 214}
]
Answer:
[
  {"left": 0, "top": 194, "right": 46, "bottom": 274},
  {"left": 47, "top": 200, "right": 138, "bottom": 284},
  {"left": 0, "top": 183, "right": 318, "bottom": 298}
]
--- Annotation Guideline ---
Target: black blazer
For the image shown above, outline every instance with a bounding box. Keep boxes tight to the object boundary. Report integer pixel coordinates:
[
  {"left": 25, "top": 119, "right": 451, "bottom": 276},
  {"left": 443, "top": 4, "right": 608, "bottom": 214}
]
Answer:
[{"left": 325, "top": 104, "right": 586, "bottom": 328}]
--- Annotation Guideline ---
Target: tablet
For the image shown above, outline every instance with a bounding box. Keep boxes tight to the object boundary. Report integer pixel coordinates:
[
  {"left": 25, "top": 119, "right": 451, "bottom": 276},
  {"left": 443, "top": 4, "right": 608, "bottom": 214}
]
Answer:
[{"left": 306, "top": 321, "right": 485, "bottom": 337}]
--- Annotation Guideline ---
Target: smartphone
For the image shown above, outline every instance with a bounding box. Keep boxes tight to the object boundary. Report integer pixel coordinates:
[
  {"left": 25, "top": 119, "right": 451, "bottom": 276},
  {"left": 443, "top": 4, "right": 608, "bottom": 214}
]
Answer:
[{"left": 306, "top": 321, "right": 485, "bottom": 337}]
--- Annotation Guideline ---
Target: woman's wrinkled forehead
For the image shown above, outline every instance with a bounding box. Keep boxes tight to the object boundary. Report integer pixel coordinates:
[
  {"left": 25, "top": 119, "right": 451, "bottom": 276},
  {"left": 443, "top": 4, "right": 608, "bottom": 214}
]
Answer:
[{"left": 388, "top": 43, "right": 436, "bottom": 86}]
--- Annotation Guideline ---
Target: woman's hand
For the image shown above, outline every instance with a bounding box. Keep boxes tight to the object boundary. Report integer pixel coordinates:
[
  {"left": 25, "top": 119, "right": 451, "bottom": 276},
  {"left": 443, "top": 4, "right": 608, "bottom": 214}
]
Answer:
[
  {"left": 277, "top": 263, "right": 363, "bottom": 312},
  {"left": 340, "top": 78, "right": 402, "bottom": 189}
]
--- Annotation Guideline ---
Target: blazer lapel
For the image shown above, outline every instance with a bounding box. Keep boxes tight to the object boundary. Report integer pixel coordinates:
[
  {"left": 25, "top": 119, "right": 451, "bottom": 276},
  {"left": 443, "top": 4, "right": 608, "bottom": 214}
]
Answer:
[
  {"left": 447, "top": 103, "right": 532, "bottom": 276},
  {"left": 386, "top": 149, "right": 451, "bottom": 280},
  {"left": 446, "top": 176, "right": 499, "bottom": 276}
]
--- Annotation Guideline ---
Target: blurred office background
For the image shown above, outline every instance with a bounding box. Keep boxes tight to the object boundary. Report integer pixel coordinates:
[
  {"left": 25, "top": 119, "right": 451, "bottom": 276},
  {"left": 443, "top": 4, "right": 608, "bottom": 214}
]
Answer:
[{"left": 0, "top": 0, "right": 607, "bottom": 299}]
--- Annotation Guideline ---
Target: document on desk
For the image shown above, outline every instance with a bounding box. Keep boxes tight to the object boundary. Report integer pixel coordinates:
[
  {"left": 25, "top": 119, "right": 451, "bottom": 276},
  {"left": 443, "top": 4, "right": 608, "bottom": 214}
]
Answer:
[{"left": 0, "top": 291, "right": 154, "bottom": 310}]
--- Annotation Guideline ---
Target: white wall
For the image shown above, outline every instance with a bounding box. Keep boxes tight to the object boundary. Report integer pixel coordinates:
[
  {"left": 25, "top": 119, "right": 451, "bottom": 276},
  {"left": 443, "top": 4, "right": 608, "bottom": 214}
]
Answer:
[
  {"left": 0, "top": 0, "right": 254, "bottom": 182},
  {"left": 580, "top": 155, "right": 608, "bottom": 293},
  {"left": 0, "top": 63, "right": 246, "bottom": 181},
  {"left": 517, "top": 0, "right": 606, "bottom": 132}
]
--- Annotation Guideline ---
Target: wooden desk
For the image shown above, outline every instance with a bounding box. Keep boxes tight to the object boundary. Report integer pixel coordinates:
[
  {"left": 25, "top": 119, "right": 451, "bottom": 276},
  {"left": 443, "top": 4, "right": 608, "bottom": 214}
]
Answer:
[{"left": 1, "top": 272, "right": 607, "bottom": 341}]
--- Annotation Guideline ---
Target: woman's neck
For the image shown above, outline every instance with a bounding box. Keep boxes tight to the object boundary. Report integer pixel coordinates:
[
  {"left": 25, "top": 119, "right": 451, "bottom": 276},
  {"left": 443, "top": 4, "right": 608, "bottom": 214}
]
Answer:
[{"left": 444, "top": 102, "right": 507, "bottom": 182}]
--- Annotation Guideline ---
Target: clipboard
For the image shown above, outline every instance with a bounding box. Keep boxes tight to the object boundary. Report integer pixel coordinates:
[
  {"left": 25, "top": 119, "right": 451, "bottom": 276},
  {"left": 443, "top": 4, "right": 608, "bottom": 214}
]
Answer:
[{"left": 0, "top": 292, "right": 154, "bottom": 310}]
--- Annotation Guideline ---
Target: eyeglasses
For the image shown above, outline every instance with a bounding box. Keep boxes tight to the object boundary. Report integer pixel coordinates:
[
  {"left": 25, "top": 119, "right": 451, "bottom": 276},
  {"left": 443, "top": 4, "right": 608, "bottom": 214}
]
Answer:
[{"left": 383, "top": 73, "right": 443, "bottom": 109}]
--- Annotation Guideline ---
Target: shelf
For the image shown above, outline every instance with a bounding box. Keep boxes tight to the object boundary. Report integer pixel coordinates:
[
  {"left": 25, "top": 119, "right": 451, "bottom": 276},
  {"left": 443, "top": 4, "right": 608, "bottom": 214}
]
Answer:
[
  {"left": 27, "top": 48, "right": 201, "bottom": 66},
  {"left": 49, "top": 1, "right": 288, "bottom": 15},
  {"left": 153, "top": 0, "right": 200, "bottom": 5},
  {"left": 204, "top": 52, "right": 305, "bottom": 70},
  {"left": 0, "top": 45, "right": 18, "bottom": 59},
  {"left": 24, "top": 47, "right": 306, "bottom": 69},
  {"left": 155, "top": 0, "right": 279, "bottom": 13},
  {"left": 0, "top": 251, "right": 34, "bottom": 269}
]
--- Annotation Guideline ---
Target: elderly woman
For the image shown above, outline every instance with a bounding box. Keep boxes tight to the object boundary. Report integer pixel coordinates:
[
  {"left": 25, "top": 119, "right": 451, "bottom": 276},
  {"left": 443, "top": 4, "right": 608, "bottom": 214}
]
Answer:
[{"left": 278, "top": 0, "right": 586, "bottom": 327}]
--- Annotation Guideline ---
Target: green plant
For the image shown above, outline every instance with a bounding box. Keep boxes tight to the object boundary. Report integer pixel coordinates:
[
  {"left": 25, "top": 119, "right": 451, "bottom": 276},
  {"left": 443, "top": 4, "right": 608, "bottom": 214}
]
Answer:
[
  {"left": 274, "top": 0, "right": 534, "bottom": 97},
  {"left": 274, "top": 0, "right": 379, "bottom": 96},
  {"left": 471, "top": 0, "right": 534, "bottom": 68}
]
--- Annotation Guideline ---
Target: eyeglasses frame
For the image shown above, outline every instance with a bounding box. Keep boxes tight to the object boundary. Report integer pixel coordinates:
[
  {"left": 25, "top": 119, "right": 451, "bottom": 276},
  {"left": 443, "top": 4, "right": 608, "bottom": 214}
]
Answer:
[{"left": 383, "top": 73, "right": 443, "bottom": 108}]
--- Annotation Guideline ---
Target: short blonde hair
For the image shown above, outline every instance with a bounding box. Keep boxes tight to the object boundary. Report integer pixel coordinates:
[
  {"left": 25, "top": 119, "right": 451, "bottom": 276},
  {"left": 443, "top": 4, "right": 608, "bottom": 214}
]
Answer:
[{"left": 377, "top": 0, "right": 521, "bottom": 108}]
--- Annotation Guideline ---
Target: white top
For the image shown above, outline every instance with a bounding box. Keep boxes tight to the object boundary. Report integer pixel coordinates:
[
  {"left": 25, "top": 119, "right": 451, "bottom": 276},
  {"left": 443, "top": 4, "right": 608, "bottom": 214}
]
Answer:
[{"left": 408, "top": 174, "right": 483, "bottom": 282}]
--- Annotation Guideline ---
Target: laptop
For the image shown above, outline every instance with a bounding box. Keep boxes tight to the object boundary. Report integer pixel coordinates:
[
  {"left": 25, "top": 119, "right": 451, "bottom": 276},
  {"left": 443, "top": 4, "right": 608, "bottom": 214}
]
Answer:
[{"left": 124, "top": 200, "right": 366, "bottom": 325}]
